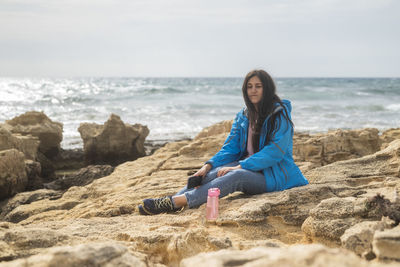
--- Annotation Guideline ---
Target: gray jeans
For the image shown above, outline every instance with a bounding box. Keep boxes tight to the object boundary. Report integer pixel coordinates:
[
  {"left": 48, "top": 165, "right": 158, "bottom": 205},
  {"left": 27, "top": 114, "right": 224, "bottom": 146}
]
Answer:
[{"left": 174, "top": 161, "right": 266, "bottom": 208}]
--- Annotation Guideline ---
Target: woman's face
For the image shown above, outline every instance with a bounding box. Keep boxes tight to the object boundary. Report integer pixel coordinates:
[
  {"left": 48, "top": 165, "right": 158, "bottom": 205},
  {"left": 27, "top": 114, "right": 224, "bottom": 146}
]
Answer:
[{"left": 246, "top": 75, "right": 263, "bottom": 105}]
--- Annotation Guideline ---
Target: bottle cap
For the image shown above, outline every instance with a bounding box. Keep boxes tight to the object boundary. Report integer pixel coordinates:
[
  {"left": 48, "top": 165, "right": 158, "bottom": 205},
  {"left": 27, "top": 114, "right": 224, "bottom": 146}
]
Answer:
[{"left": 208, "top": 188, "right": 220, "bottom": 197}]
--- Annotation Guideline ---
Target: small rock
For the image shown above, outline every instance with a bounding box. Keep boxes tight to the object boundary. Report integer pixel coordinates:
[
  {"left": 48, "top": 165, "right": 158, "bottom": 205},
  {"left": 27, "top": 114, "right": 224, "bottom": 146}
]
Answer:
[{"left": 372, "top": 225, "right": 400, "bottom": 261}]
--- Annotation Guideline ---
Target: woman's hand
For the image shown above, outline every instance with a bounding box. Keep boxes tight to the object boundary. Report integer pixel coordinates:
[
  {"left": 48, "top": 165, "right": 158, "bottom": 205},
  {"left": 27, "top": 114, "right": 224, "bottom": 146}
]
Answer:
[
  {"left": 217, "top": 165, "right": 242, "bottom": 177},
  {"left": 193, "top": 163, "right": 212, "bottom": 178}
]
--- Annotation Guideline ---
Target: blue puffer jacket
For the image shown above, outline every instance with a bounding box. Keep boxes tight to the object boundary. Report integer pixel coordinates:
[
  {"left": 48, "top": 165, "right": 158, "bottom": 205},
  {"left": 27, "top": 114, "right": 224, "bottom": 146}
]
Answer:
[{"left": 206, "top": 99, "right": 308, "bottom": 192}]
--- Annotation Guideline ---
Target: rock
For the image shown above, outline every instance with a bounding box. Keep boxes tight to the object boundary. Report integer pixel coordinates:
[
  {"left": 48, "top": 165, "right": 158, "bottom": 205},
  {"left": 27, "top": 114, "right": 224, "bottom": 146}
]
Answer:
[
  {"left": 195, "top": 120, "right": 232, "bottom": 140},
  {"left": 301, "top": 139, "right": 400, "bottom": 246},
  {"left": 293, "top": 128, "right": 381, "bottom": 167},
  {"left": 180, "top": 244, "right": 393, "bottom": 267},
  {"left": 372, "top": 225, "right": 400, "bottom": 261},
  {"left": 340, "top": 217, "right": 394, "bottom": 257},
  {"left": 0, "top": 122, "right": 400, "bottom": 266},
  {"left": 3, "top": 228, "right": 69, "bottom": 249},
  {"left": 0, "top": 124, "right": 39, "bottom": 160},
  {"left": 78, "top": 114, "right": 149, "bottom": 165},
  {"left": 0, "top": 149, "right": 27, "bottom": 200},
  {"left": 380, "top": 128, "right": 400, "bottom": 149},
  {"left": 25, "top": 160, "right": 43, "bottom": 190},
  {"left": 44, "top": 165, "right": 114, "bottom": 190},
  {"left": 0, "top": 242, "right": 146, "bottom": 267},
  {"left": 0, "top": 189, "right": 63, "bottom": 220},
  {"left": 37, "top": 151, "right": 56, "bottom": 178},
  {"left": 5, "top": 111, "right": 63, "bottom": 159}
]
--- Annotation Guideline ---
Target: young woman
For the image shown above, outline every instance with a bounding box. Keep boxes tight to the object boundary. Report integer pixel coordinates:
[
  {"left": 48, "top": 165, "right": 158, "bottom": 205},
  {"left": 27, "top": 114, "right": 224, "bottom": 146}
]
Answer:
[{"left": 138, "top": 69, "right": 308, "bottom": 215}]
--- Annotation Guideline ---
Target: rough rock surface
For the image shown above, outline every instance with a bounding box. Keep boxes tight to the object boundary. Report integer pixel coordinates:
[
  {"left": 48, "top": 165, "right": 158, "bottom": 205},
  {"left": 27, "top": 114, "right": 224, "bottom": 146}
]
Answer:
[
  {"left": 0, "top": 124, "right": 399, "bottom": 266},
  {"left": 301, "top": 140, "right": 400, "bottom": 246},
  {"left": 5, "top": 111, "right": 63, "bottom": 159},
  {"left": 44, "top": 165, "right": 114, "bottom": 190},
  {"left": 340, "top": 217, "right": 394, "bottom": 258},
  {"left": 24, "top": 159, "right": 43, "bottom": 190},
  {"left": 78, "top": 114, "right": 149, "bottom": 165},
  {"left": 372, "top": 225, "right": 400, "bottom": 261},
  {"left": 0, "top": 125, "right": 39, "bottom": 160},
  {"left": 0, "top": 242, "right": 147, "bottom": 267},
  {"left": 0, "top": 149, "right": 27, "bottom": 200},
  {"left": 180, "top": 244, "right": 399, "bottom": 267},
  {"left": 293, "top": 128, "right": 381, "bottom": 169},
  {"left": 381, "top": 128, "right": 400, "bottom": 149}
]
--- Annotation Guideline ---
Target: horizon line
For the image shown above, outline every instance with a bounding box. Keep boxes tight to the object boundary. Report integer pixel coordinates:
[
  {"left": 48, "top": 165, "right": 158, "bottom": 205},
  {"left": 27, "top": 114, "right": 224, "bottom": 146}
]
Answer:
[{"left": 1, "top": 75, "right": 399, "bottom": 79}]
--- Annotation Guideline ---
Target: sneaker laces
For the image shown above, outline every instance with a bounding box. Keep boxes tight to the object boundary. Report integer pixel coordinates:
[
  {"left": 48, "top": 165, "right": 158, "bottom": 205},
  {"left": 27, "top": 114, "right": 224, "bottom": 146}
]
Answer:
[{"left": 155, "top": 197, "right": 174, "bottom": 210}]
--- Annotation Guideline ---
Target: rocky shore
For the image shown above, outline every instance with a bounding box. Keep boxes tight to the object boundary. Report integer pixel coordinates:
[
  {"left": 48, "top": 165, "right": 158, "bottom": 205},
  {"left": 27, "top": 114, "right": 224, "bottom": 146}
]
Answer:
[{"left": 0, "top": 112, "right": 399, "bottom": 266}]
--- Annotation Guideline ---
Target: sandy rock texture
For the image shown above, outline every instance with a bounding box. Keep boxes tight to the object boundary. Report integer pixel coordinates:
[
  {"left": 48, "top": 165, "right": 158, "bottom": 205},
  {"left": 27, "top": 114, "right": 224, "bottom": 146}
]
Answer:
[
  {"left": 0, "top": 122, "right": 399, "bottom": 266},
  {"left": 0, "top": 150, "right": 27, "bottom": 200},
  {"left": 5, "top": 111, "right": 62, "bottom": 159},
  {"left": 180, "top": 244, "right": 400, "bottom": 267},
  {"left": 78, "top": 114, "right": 150, "bottom": 165}
]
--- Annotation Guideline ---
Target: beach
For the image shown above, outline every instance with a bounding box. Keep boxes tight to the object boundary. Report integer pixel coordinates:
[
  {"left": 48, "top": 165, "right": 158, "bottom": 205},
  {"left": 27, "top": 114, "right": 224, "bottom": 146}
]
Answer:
[
  {"left": 0, "top": 108, "right": 399, "bottom": 266},
  {"left": 0, "top": 78, "right": 400, "bottom": 266}
]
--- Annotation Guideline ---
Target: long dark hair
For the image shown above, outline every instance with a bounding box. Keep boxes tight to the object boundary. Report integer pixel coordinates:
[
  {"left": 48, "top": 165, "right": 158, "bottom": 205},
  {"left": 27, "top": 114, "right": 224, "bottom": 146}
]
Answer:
[{"left": 242, "top": 69, "right": 293, "bottom": 152}]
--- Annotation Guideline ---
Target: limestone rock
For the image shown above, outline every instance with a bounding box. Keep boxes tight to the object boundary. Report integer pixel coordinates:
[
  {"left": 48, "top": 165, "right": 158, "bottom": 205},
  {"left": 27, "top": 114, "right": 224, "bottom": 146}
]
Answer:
[
  {"left": 340, "top": 217, "right": 394, "bottom": 257},
  {"left": 372, "top": 225, "right": 400, "bottom": 261},
  {"left": 0, "top": 124, "right": 39, "bottom": 160},
  {"left": 0, "top": 189, "right": 62, "bottom": 220},
  {"left": 5, "top": 111, "right": 63, "bottom": 159},
  {"left": 301, "top": 139, "right": 400, "bottom": 246},
  {"left": 44, "top": 165, "right": 114, "bottom": 190},
  {"left": 0, "top": 123, "right": 400, "bottom": 266},
  {"left": 180, "top": 244, "right": 393, "bottom": 267},
  {"left": 0, "top": 242, "right": 146, "bottom": 267},
  {"left": 78, "top": 114, "right": 149, "bottom": 165},
  {"left": 195, "top": 120, "right": 232, "bottom": 140},
  {"left": 0, "top": 149, "right": 27, "bottom": 200},
  {"left": 25, "top": 159, "right": 43, "bottom": 190},
  {"left": 380, "top": 128, "right": 400, "bottom": 149},
  {"left": 293, "top": 128, "right": 381, "bottom": 167}
]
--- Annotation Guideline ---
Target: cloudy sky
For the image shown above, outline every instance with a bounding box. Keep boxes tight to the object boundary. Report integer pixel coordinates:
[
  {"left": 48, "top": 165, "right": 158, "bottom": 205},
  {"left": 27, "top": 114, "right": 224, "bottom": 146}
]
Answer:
[{"left": 0, "top": 0, "right": 399, "bottom": 77}]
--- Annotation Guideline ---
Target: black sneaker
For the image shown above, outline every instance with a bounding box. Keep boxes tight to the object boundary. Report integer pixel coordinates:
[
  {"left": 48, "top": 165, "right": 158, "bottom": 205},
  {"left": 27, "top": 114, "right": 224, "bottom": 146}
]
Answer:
[{"left": 138, "top": 196, "right": 177, "bottom": 215}]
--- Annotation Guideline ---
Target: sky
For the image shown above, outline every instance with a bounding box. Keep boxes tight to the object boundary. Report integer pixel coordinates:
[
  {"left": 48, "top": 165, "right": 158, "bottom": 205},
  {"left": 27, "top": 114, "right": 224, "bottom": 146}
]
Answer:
[{"left": 0, "top": 0, "right": 399, "bottom": 77}]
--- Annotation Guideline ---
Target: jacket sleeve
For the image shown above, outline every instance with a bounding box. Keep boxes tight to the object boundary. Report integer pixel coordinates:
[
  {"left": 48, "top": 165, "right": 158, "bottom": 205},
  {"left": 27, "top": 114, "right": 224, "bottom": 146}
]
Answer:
[
  {"left": 239, "top": 113, "right": 292, "bottom": 171},
  {"left": 205, "top": 113, "right": 242, "bottom": 169}
]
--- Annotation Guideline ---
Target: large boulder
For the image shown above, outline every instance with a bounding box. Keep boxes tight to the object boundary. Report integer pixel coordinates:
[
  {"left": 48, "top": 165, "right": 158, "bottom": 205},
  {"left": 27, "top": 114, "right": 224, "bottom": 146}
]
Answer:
[
  {"left": 0, "top": 149, "right": 27, "bottom": 200},
  {"left": 78, "top": 114, "right": 149, "bottom": 165},
  {"left": 0, "top": 125, "right": 39, "bottom": 160},
  {"left": 5, "top": 111, "right": 63, "bottom": 159}
]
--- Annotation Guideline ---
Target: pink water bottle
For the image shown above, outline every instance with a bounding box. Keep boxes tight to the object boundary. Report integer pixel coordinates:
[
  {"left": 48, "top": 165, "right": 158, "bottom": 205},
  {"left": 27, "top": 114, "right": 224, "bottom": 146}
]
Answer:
[{"left": 206, "top": 188, "right": 220, "bottom": 221}]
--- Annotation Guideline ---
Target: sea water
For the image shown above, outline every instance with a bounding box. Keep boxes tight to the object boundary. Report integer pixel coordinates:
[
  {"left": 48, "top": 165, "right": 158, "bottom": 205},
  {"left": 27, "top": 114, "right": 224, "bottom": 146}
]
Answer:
[{"left": 1, "top": 77, "right": 399, "bottom": 149}]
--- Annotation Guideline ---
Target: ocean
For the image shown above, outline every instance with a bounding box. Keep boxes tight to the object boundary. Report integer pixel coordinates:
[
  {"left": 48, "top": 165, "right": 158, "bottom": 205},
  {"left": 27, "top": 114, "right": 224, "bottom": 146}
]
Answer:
[{"left": 1, "top": 77, "right": 399, "bottom": 149}]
